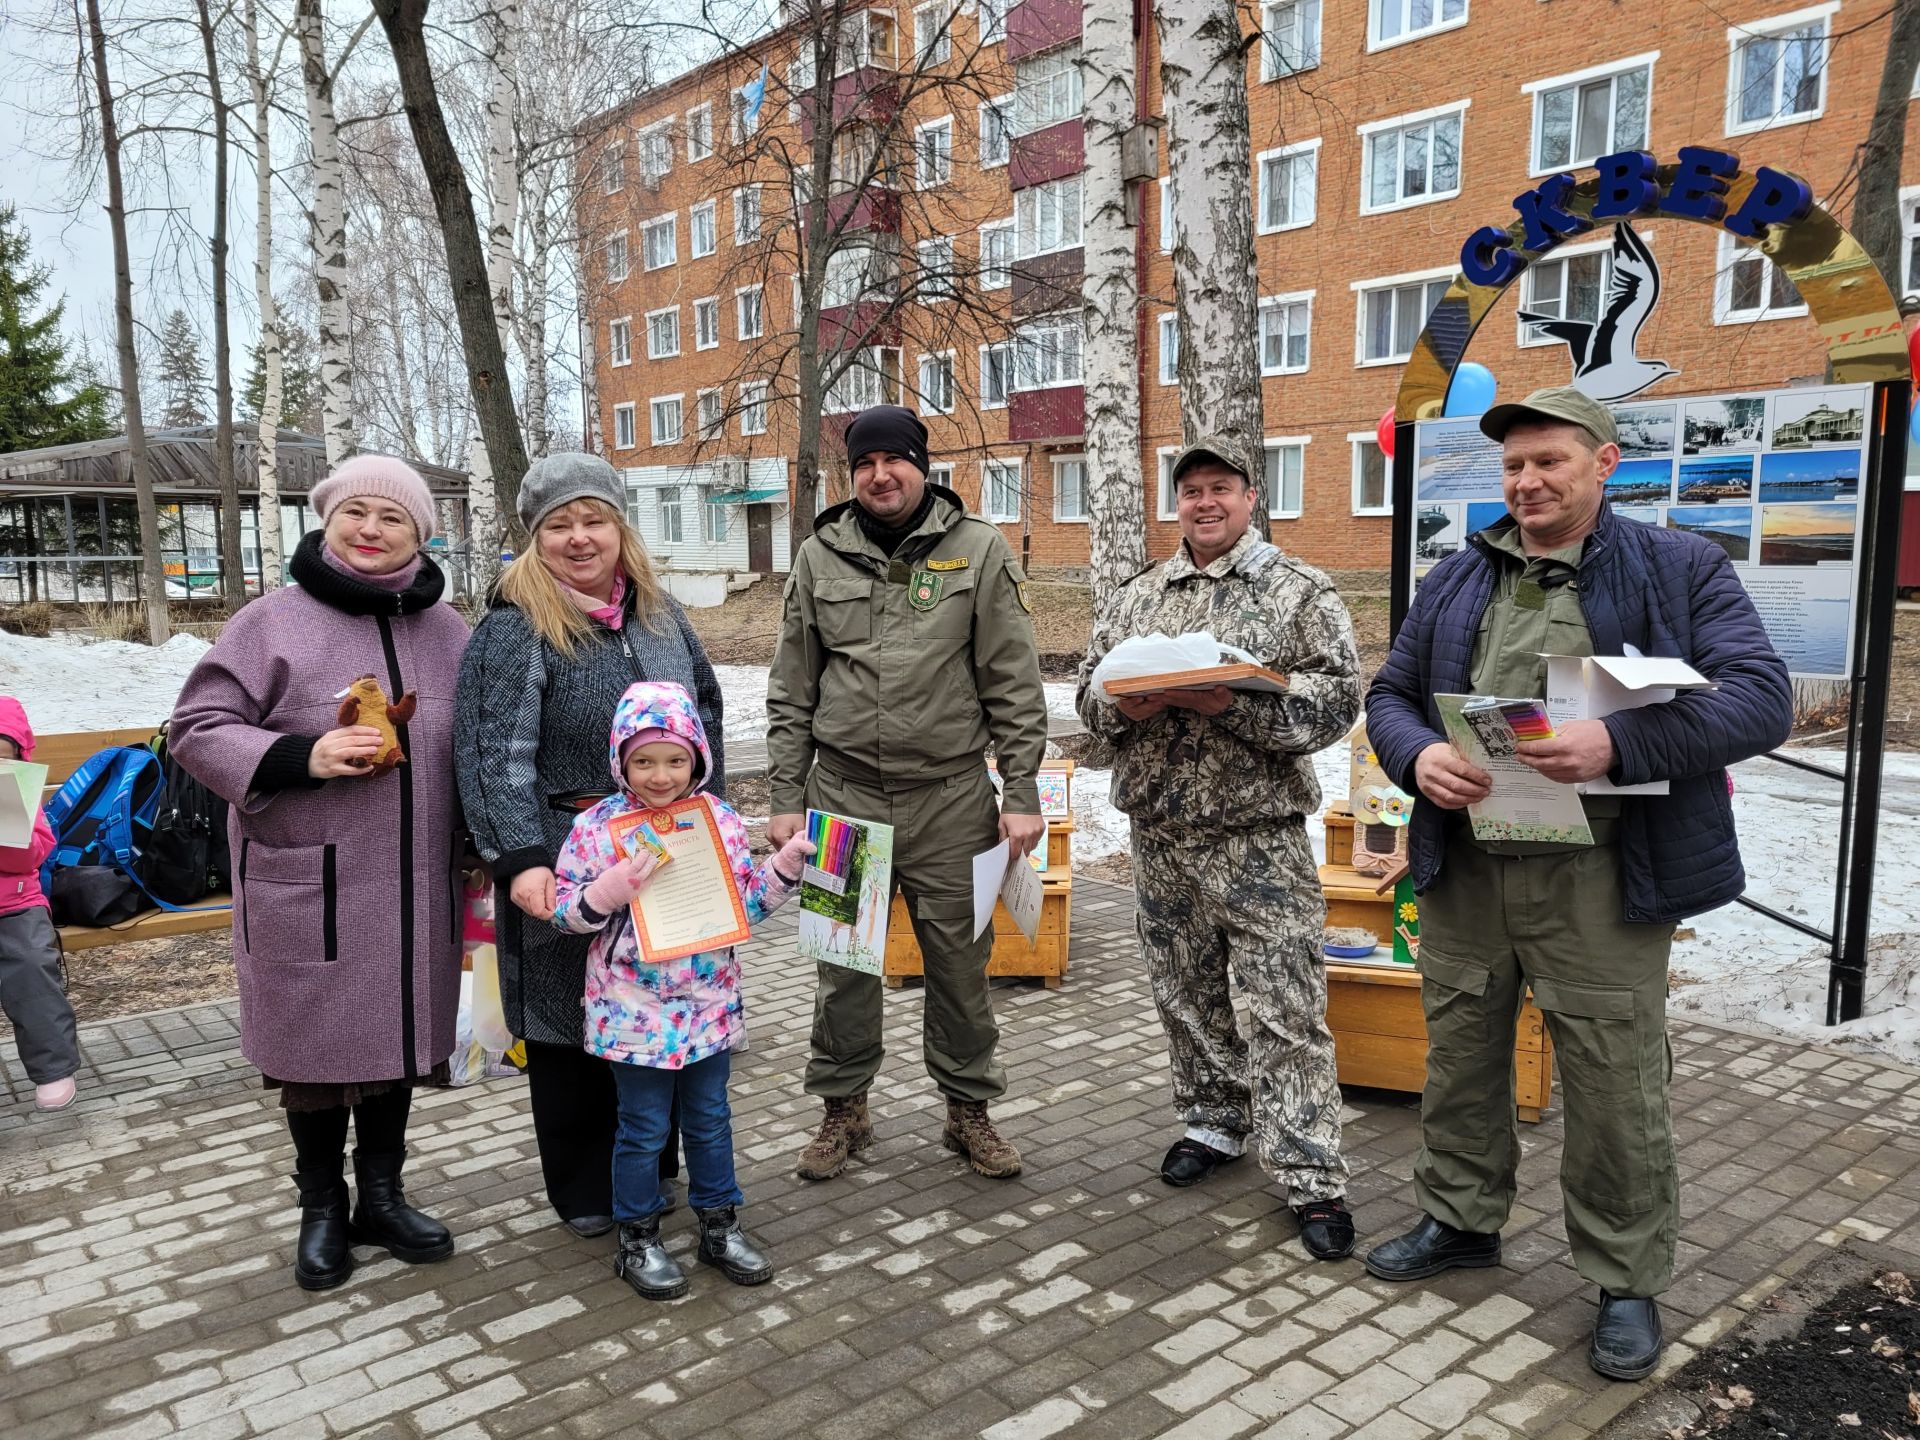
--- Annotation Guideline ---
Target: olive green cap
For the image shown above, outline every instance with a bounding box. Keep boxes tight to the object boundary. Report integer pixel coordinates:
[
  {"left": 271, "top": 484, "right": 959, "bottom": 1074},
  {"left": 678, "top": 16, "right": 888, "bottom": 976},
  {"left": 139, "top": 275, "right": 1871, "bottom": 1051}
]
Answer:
[
  {"left": 1170, "top": 436, "right": 1255, "bottom": 485},
  {"left": 1479, "top": 385, "right": 1619, "bottom": 447}
]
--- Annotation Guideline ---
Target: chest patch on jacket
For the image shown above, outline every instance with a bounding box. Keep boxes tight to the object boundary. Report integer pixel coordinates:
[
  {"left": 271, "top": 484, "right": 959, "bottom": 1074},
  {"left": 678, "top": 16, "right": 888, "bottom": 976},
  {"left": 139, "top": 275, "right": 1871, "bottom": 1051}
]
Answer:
[{"left": 909, "top": 571, "right": 943, "bottom": 610}]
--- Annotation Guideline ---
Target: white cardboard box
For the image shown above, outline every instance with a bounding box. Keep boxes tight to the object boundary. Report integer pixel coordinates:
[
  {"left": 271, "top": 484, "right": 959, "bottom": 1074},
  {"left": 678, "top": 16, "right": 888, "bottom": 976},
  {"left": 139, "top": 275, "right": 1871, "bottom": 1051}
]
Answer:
[{"left": 1543, "top": 654, "right": 1717, "bottom": 796}]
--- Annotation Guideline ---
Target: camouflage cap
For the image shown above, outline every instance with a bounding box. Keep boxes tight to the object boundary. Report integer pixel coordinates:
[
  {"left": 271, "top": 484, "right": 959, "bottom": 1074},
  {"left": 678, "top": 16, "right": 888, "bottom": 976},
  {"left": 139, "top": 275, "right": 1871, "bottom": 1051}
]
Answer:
[
  {"left": 1170, "top": 436, "right": 1256, "bottom": 486},
  {"left": 1479, "top": 385, "right": 1619, "bottom": 447}
]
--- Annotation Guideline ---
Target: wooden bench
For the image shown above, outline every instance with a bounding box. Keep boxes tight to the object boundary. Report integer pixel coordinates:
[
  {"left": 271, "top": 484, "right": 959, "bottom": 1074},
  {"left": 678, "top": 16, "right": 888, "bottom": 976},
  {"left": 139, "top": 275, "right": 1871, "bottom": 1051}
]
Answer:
[{"left": 38, "top": 728, "right": 234, "bottom": 953}]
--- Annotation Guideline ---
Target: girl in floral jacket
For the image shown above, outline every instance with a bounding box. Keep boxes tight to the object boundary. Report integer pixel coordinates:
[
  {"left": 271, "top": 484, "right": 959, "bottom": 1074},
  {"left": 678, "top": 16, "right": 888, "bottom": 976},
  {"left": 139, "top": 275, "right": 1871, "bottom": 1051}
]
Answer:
[{"left": 553, "top": 681, "right": 811, "bottom": 1300}]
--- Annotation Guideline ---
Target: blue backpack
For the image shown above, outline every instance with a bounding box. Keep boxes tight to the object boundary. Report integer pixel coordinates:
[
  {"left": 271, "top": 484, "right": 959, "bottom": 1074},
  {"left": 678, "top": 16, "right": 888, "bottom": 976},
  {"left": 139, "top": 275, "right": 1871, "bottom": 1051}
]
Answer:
[{"left": 39, "top": 745, "right": 164, "bottom": 897}]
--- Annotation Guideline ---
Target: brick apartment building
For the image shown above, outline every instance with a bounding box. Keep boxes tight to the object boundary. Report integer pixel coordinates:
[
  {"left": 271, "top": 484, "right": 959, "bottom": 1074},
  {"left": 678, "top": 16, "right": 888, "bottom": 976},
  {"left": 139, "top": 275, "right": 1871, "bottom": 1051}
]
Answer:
[{"left": 579, "top": 0, "right": 1920, "bottom": 578}]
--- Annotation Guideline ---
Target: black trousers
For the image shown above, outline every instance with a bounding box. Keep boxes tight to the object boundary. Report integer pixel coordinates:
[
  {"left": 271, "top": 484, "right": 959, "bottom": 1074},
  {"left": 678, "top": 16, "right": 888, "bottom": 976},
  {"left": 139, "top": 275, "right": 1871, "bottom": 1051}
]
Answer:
[
  {"left": 523, "top": 1039, "right": 678, "bottom": 1220},
  {"left": 286, "top": 1087, "right": 412, "bottom": 1175}
]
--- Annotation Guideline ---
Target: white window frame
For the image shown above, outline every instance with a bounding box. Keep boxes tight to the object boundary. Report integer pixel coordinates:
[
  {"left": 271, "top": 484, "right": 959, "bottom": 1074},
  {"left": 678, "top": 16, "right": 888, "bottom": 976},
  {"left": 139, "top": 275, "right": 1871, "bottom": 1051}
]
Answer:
[
  {"left": 1157, "top": 314, "right": 1179, "bottom": 386},
  {"left": 607, "top": 316, "right": 633, "bottom": 368},
  {"left": 1724, "top": 4, "right": 1835, "bottom": 137},
  {"left": 1256, "top": 137, "right": 1320, "bottom": 234},
  {"left": 689, "top": 199, "right": 717, "bottom": 258},
  {"left": 740, "top": 380, "right": 769, "bottom": 436},
  {"left": 1902, "top": 185, "right": 1920, "bottom": 298},
  {"left": 639, "top": 118, "right": 674, "bottom": 183},
  {"left": 1015, "top": 176, "right": 1083, "bottom": 260},
  {"left": 729, "top": 85, "right": 760, "bottom": 142},
  {"left": 1159, "top": 178, "right": 1174, "bottom": 254},
  {"left": 824, "top": 243, "right": 897, "bottom": 310},
  {"left": 915, "top": 115, "right": 954, "bottom": 188},
  {"left": 918, "top": 235, "right": 956, "bottom": 301},
  {"left": 1014, "top": 313, "right": 1083, "bottom": 392},
  {"left": 693, "top": 297, "right": 720, "bottom": 351},
  {"left": 1516, "top": 236, "right": 1615, "bottom": 348},
  {"left": 696, "top": 387, "right": 724, "bottom": 440},
  {"left": 983, "top": 458, "right": 1022, "bottom": 523},
  {"left": 733, "top": 185, "right": 763, "bottom": 244},
  {"left": 980, "top": 341, "right": 1014, "bottom": 410},
  {"left": 645, "top": 304, "right": 681, "bottom": 360},
  {"left": 980, "top": 218, "right": 1015, "bottom": 289},
  {"left": 605, "top": 230, "right": 630, "bottom": 284},
  {"left": 686, "top": 102, "right": 713, "bottom": 162},
  {"left": 1358, "top": 102, "right": 1468, "bottom": 215},
  {"left": 826, "top": 346, "right": 902, "bottom": 414},
  {"left": 736, "top": 284, "right": 765, "bottom": 340},
  {"left": 1524, "top": 53, "right": 1657, "bottom": 176},
  {"left": 1014, "top": 43, "right": 1082, "bottom": 136},
  {"left": 917, "top": 350, "right": 956, "bottom": 415},
  {"left": 913, "top": 0, "right": 952, "bottom": 66},
  {"left": 979, "top": 95, "right": 1013, "bottom": 169},
  {"left": 1713, "top": 230, "right": 1807, "bottom": 325},
  {"left": 658, "top": 484, "right": 685, "bottom": 543},
  {"left": 650, "top": 395, "right": 684, "bottom": 447},
  {"left": 1155, "top": 446, "right": 1180, "bottom": 521},
  {"left": 1351, "top": 264, "right": 1456, "bottom": 367},
  {"left": 1265, "top": 437, "right": 1309, "bottom": 520},
  {"left": 1260, "top": 0, "right": 1323, "bottom": 78},
  {"left": 641, "top": 214, "right": 677, "bottom": 271},
  {"left": 980, "top": 0, "right": 1009, "bottom": 45},
  {"left": 612, "top": 402, "right": 637, "bottom": 450},
  {"left": 700, "top": 484, "right": 728, "bottom": 544},
  {"left": 1052, "top": 453, "right": 1088, "bottom": 523},
  {"left": 1258, "top": 291, "right": 1314, "bottom": 376},
  {"left": 1368, "top": 0, "right": 1468, "bottom": 52},
  {"left": 1350, "top": 433, "right": 1392, "bottom": 516},
  {"left": 601, "top": 142, "right": 625, "bottom": 194}
]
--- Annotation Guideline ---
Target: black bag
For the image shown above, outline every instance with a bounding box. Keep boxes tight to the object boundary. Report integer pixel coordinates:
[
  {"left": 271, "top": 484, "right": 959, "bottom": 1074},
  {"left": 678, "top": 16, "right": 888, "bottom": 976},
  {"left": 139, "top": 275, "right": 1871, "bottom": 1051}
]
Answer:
[
  {"left": 50, "top": 864, "right": 143, "bottom": 927},
  {"left": 139, "top": 723, "right": 231, "bottom": 905}
]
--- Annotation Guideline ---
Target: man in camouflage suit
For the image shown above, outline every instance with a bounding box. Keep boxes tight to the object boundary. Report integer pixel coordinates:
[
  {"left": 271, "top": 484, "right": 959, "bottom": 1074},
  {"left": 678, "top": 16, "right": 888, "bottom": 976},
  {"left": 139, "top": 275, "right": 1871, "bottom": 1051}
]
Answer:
[{"left": 1075, "top": 438, "right": 1362, "bottom": 1259}]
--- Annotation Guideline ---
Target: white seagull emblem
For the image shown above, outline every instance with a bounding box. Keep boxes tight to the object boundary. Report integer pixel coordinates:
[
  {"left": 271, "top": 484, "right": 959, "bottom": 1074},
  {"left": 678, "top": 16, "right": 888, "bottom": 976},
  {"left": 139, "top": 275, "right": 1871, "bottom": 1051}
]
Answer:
[{"left": 1517, "top": 221, "right": 1677, "bottom": 402}]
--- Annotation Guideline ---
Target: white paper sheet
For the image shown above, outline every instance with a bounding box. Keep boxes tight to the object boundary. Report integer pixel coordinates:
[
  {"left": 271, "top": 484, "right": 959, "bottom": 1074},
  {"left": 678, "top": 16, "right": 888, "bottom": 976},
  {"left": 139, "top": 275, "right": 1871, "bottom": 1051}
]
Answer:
[
  {"left": 970, "top": 838, "right": 1045, "bottom": 945},
  {"left": 971, "top": 840, "right": 1010, "bottom": 940},
  {"left": 0, "top": 761, "right": 47, "bottom": 849}
]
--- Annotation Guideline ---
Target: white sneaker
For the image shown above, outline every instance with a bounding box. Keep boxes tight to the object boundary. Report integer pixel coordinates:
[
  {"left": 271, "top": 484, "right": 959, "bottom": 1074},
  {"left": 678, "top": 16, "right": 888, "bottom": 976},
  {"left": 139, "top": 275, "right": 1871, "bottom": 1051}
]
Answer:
[{"left": 34, "top": 1077, "right": 76, "bottom": 1111}]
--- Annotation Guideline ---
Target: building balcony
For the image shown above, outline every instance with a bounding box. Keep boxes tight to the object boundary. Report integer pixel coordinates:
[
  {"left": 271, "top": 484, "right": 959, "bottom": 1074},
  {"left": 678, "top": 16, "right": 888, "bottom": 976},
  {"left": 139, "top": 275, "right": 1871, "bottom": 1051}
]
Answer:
[
  {"left": 826, "top": 187, "right": 902, "bottom": 235},
  {"left": 817, "top": 300, "right": 900, "bottom": 350},
  {"left": 1011, "top": 247, "right": 1083, "bottom": 318},
  {"left": 1006, "top": 0, "right": 1081, "bottom": 60},
  {"left": 798, "top": 70, "right": 899, "bottom": 141},
  {"left": 1008, "top": 385, "right": 1085, "bottom": 444},
  {"left": 1009, "top": 119, "right": 1084, "bottom": 190}
]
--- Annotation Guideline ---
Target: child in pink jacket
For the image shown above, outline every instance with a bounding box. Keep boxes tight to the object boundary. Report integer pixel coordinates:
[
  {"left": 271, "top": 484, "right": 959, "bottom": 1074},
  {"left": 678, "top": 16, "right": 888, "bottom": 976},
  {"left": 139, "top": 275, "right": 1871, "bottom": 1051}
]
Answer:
[
  {"left": 0, "top": 697, "right": 79, "bottom": 1110},
  {"left": 553, "top": 681, "right": 812, "bottom": 1301}
]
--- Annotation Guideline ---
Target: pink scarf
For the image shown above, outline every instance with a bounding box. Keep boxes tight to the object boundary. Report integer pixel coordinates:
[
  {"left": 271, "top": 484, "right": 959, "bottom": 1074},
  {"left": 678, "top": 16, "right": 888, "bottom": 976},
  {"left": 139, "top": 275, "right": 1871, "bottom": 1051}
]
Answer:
[
  {"left": 323, "top": 540, "right": 422, "bottom": 593},
  {"left": 558, "top": 567, "right": 627, "bottom": 628}
]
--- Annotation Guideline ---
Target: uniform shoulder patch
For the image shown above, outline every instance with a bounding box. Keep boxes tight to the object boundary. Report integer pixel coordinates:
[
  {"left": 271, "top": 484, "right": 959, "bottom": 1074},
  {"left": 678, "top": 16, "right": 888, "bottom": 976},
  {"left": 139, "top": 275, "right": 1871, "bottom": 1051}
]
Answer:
[
  {"left": 1015, "top": 581, "right": 1033, "bottom": 614},
  {"left": 927, "top": 556, "right": 969, "bottom": 571}
]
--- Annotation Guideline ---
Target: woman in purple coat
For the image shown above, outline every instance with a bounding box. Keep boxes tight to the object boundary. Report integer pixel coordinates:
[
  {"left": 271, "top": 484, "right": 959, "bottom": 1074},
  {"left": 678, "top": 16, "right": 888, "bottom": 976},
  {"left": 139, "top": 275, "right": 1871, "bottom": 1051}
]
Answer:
[{"left": 171, "top": 456, "right": 472, "bottom": 1292}]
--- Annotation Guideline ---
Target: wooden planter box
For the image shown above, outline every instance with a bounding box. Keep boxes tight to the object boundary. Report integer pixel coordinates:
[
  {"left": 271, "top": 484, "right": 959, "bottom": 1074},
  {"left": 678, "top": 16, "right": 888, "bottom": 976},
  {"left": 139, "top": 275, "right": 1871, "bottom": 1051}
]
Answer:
[{"left": 884, "top": 817, "right": 1075, "bottom": 989}]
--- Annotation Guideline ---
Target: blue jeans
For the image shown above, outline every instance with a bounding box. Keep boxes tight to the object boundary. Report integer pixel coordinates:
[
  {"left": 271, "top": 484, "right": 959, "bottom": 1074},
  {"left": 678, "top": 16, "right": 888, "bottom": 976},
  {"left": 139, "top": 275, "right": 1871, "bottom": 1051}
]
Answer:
[{"left": 610, "top": 1050, "right": 742, "bottom": 1221}]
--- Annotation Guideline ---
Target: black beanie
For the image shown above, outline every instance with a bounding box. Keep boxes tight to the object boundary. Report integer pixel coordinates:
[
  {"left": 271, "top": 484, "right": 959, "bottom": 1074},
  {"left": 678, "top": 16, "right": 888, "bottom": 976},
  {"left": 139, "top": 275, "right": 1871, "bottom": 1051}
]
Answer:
[{"left": 845, "top": 405, "right": 931, "bottom": 479}]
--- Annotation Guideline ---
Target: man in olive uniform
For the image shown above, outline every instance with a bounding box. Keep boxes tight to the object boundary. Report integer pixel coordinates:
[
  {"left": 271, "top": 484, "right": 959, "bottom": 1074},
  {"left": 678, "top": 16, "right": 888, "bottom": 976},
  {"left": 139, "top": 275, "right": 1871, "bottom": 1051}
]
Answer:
[
  {"left": 768, "top": 406, "right": 1048, "bottom": 1181},
  {"left": 1365, "top": 388, "right": 1791, "bottom": 1381},
  {"left": 1075, "top": 439, "right": 1363, "bottom": 1260}
]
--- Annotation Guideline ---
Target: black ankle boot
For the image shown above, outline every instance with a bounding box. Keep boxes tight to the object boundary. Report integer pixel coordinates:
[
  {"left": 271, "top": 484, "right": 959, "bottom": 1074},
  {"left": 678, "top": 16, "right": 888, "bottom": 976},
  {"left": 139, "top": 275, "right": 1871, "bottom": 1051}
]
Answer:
[
  {"left": 696, "top": 1205, "right": 774, "bottom": 1286},
  {"left": 292, "top": 1167, "right": 353, "bottom": 1291},
  {"left": 615, "top": 1219, "right": 688, "bottom": 1300},
  {"left": 347, "top": 1148, "right": 453, "bottom": 1263}
]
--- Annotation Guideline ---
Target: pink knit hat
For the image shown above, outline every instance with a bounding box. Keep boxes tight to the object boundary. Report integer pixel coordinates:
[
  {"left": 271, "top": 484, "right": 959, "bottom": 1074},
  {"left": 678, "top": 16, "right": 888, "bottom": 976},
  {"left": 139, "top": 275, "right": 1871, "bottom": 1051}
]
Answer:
[
  {"left": 310, "top": 454, "right": 438, "bottom": 541},
  {"left": 620, "top": 726, "right": 696, "bottom": 769}
]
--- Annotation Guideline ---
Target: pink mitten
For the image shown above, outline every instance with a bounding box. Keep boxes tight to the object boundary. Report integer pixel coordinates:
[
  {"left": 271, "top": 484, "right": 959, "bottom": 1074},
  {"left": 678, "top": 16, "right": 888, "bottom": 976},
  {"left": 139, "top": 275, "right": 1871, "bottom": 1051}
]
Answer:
[
  {"left": 585, "top": 852, "right": 660, "bottom": 914},
  {"left": 772, "top": 835, "right": 816, "bottom": 883}
]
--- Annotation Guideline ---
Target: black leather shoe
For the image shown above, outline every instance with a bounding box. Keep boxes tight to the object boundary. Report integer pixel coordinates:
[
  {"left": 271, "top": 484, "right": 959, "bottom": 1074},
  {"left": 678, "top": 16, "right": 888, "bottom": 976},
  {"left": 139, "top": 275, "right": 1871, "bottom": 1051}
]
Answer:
[
  {"left": 1160, "top": 1138, "right": 1241, "bottom": 1188},
  {"left": 292, "top": 1168, "right": 353, "bottom": 1291},
  {"left": 696, "top": 1206, "right": 774, "bottom": 1286},
  {"left": 615, "top": 1218, "right": 688, "bottom": 1300},
  {"left": 1590, "top": 1290, "right": 1663, "bottom": 1381},
  {"left": 1293, "top": 1199, "right": 1357, "bottom": 1261},
  {"left": 1363, "top": 1213, "right": 1501, "bottom": 1281},
  {"left": 347, "top": 1149, "right": 454, "bottom": 1263},
  {"left": 564, "top": 1214, "right": 615, "bottom": 1239}
]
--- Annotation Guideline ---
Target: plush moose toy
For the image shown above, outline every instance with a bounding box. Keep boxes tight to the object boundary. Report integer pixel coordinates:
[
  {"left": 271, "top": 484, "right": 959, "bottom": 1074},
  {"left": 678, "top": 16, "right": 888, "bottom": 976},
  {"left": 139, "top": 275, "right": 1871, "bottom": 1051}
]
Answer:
[{"left": 337, "top": 675, "right": 417, "bottom": 777}]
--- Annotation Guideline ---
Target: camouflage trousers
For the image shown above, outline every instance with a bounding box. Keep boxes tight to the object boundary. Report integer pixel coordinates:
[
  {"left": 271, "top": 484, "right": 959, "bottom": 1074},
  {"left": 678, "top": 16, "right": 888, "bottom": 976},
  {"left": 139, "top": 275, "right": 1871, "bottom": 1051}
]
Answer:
[{"left": 1133, "top": 820, "right": 1348, "bottom": 1201}]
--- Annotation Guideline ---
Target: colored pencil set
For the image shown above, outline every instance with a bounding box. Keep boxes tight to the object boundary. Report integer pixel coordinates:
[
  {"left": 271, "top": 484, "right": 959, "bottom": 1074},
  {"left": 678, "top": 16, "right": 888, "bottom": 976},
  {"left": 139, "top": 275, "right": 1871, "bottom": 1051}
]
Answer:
[
  {"left": 807, "top": 812, "right": 860, "bottom": 880},
  {"left": 1494, "top": 700, "right": 1557, "bottom": 741}
]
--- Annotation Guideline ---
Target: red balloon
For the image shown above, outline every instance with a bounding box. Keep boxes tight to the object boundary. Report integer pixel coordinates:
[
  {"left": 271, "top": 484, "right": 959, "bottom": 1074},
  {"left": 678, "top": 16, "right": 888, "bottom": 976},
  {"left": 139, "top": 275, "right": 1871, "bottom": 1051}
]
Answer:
[
  {"left": 1376, "top": 407, "right": 1397, "bottom": 459},
  {"left": 1907, "top": 325, "right": 1920, "bottom": 381}
]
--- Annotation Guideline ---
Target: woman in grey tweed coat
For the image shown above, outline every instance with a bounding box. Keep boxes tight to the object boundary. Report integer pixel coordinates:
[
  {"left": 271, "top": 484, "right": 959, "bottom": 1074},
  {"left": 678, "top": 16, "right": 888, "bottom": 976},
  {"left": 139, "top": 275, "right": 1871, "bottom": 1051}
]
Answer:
[{"left": 455, "top": 453, "right": 725, "bottom": 1237}]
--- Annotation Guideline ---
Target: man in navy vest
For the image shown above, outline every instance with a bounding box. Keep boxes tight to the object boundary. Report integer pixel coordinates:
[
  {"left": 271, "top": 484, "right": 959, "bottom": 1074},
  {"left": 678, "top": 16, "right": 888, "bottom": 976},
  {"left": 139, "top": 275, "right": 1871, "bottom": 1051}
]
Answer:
[{"left": 1362, "top": 386, "right": 1791, "bottom": 1382}]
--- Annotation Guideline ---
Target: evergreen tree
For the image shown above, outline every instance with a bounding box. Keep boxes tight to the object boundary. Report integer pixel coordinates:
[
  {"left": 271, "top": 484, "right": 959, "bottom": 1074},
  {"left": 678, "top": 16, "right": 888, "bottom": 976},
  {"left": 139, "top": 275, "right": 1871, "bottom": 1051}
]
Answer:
[
  {"left": 0, "top": 205, "right": 114, "bottom": 451},
  {"left": 155, "top": 308, "right": 208, "bottom": 426},
  {"left": 240, "top": 321, "right": 321, "bottom": 433}
]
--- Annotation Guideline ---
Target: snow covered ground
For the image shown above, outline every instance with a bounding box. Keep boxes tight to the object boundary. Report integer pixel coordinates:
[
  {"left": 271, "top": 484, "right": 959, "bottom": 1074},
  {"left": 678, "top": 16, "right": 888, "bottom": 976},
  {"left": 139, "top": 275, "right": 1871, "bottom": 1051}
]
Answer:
[{"left": 4, "top": 629, "right": 1915, "bottom": 1065}]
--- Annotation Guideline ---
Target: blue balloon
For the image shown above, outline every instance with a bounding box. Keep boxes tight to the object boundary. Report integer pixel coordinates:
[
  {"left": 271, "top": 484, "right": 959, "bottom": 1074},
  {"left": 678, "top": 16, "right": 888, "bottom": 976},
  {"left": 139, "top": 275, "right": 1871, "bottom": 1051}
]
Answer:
[
  {"left": 1909, "top": 402, "right": 1920, "bottom": 447},
  {"left": 1444, "top": 362, "right": 1498, "bottom": 417}
]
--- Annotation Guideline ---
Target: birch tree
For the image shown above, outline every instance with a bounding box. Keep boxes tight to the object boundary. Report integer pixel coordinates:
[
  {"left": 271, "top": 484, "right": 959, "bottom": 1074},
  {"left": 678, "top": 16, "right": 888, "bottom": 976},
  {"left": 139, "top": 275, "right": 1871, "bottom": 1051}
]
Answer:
[
  {"left": 1155, "top": 0, "right": 1266, "bottom": 536},
  {"left": 297, "top": 0, "right": 357, "bottom": 465},
  {"left": 1081, "top": 0, "right": 1146, "bottom": 610},
  {"left": 245, "top": 0, "right": 286, "bottom": 589},
  {"left": 463, "top": 0, "right": 520, "bottom": 580},
  {"left": 192, "top": 0, "right": 246, "bottom": 604},
  {"left": 81, "top": 0, "right": 172, "bottom": 644}
]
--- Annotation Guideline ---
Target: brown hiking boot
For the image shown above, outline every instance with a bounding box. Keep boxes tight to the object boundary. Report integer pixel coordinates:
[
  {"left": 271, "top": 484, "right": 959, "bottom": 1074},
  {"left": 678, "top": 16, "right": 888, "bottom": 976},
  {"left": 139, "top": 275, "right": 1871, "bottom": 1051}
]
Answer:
[
  {"left": 795, "top": 1094, "right": 874, "bottom": 1181},
  {"left": 942, "top": 1099, "right": 1022, "bottom": 1178}
]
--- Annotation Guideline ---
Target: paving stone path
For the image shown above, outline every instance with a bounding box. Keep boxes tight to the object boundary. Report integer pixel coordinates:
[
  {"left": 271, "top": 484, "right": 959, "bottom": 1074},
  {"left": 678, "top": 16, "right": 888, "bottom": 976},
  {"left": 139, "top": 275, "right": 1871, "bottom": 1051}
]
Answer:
[{"left": 5, "top": 877, "right": 1920, "bottom": 1440}]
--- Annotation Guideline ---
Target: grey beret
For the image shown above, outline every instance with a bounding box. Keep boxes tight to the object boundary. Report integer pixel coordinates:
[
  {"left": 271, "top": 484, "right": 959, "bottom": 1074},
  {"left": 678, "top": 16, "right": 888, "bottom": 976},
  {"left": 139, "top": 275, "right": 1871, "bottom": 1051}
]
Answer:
[{"left": 517, "top": 452, "right": 628, "bottom": 535}]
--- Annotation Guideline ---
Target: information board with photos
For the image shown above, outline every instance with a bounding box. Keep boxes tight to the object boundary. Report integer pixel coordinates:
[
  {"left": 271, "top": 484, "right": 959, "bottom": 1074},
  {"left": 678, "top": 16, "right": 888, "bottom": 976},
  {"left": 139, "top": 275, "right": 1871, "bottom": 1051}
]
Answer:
[{"left": 1411, "top": 384, "right": 1868, "bottom": 679}]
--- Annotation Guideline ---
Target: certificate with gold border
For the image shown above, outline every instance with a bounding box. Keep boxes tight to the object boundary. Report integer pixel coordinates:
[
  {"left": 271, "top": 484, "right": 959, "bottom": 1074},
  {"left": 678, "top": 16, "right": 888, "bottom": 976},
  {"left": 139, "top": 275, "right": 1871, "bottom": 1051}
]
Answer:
[{"left": 608, "top": 800, "right": 751, "bottom": 962}]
